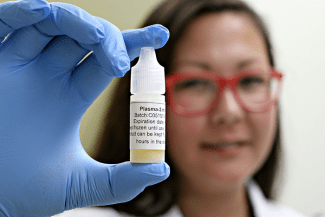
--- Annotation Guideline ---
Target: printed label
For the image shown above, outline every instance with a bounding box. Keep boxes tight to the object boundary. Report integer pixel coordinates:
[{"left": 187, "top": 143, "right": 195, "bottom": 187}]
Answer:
[{"left": 130, "top": 102, "right": 165, "bottom": 150}]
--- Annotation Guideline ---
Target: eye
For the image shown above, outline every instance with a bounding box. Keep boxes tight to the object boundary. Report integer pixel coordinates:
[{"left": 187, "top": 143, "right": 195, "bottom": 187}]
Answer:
[
  {"left": 176, "top": 79, "right": 213, "bottom": 90},
  {"left": 239, "top": 76, "right": 265, "bottom": 87}
]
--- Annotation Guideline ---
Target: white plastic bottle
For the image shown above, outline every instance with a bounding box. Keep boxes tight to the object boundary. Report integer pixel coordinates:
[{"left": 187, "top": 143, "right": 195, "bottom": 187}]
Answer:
[{"left": 130, "top": 47, "right": 165, "bottom": 163}]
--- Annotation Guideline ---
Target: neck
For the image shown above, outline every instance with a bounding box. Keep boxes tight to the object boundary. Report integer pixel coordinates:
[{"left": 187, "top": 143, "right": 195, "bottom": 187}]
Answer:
[{"left": 177, "top": 179, "right": 250, "bottom": 217}]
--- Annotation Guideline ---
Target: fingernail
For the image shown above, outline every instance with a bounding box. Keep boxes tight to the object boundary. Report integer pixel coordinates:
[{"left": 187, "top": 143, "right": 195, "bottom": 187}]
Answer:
[
  {"left": 164, "top": 163, "right": 170, "bottom": 173},
  {"left": 151, "top": 24, "right": 170, "bottom": 48}
]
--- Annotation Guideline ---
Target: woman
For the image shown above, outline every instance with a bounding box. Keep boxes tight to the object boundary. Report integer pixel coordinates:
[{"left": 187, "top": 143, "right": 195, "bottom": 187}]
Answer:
[{"left": 56, "top": 0, "right": 306, "bottom": 216}]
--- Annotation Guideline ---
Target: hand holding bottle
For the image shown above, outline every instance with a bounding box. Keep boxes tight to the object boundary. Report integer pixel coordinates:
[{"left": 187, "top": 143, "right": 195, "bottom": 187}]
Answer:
[{"left": 0, "top": 0, "right": 170, "bottom": 216}]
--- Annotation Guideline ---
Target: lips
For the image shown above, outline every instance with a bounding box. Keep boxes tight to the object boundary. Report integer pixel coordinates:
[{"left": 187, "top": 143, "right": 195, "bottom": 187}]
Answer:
[
  {"left": 202, "top": 141, "right": 243, "bottom": 148},
  {"left": 200, "top": 141, "right": 247, "bottom": 155},
  {"left": 202, "top": 144, "right": 235, "bottom": 151}
]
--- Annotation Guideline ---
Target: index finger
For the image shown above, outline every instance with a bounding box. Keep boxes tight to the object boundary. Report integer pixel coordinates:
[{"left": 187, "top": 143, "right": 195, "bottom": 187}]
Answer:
[
  {"left": 34, "top": 2, "right": 130, "bottom": 76},
  {"left": 0, "top": 0, "right": 50, "bottom": 40},
  {"left": 34, "top": 2, "right": 105, "bottom": 44}
]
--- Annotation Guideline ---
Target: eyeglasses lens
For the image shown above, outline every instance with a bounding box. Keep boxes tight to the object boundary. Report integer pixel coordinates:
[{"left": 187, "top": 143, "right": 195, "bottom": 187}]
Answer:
[
  {"left": 238, "top": 74, "right": 279, "bottom": 110},
  {"left": 173, "top": 78, "right": 217, "bottom": 111}
]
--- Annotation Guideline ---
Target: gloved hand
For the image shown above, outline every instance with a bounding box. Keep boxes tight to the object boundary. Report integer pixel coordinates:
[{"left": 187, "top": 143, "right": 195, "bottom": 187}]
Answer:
[{"left": 0, "top": 0, "right": 170, "bottom": 216}]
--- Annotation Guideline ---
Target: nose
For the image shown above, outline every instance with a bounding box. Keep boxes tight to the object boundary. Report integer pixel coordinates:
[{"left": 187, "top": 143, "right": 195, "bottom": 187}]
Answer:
[{"left": 208, "top": 87, "right": 244, "bottom": 127}]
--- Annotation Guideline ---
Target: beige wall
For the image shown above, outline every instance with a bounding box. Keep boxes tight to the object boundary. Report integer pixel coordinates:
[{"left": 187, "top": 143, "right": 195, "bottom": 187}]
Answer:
[
  {"left": 0, "top": 0, "right": 163, "bottom": 31},
  {"left": 46, "top": 0, "right": 163, "bottom": 31}
]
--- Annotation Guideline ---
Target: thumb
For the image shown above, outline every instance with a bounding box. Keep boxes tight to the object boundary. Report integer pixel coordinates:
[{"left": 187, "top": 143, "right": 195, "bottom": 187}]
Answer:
[
  {"left": 65, "top": 160, "right": 170, "bottom": 211},
  {"left": 122, "top": 24, "right": 170, "bottom": 61},
  {"left": 109, "top": 162, "right": 170, "bottom": 204}
]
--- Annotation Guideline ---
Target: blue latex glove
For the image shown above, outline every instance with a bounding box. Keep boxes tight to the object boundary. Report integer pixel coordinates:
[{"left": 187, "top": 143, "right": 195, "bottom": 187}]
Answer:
[{"left": 0, "top": 0, "right": 170, "bottom": 216}]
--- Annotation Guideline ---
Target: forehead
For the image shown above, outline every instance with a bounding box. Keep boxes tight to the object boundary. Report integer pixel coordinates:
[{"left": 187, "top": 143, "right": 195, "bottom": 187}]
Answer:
[{"left": 172, "top": 12, "right": 268, "bottom": 73}]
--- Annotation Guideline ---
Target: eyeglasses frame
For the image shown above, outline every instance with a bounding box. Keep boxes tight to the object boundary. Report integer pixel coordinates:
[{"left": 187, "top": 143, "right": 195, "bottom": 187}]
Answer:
[{"left": 165, "top": 68, "right": 283, "bottom": 117}]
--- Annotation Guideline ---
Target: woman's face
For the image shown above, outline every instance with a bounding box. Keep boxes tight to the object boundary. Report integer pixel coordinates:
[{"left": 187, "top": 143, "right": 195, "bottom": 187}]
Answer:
[{"left": 166, "top": 12, "right": 278, "bottom": 193}]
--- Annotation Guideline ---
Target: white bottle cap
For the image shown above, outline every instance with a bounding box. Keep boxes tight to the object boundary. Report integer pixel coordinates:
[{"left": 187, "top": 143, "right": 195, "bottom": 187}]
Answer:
[{"left": 131, "top": 47, "right": 165, "bottom": 94}]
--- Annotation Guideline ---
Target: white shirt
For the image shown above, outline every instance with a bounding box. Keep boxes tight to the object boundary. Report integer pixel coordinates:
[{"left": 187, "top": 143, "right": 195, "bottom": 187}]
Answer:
[{"left": 54, "top": 180, "right": 311, "bottom": 217}]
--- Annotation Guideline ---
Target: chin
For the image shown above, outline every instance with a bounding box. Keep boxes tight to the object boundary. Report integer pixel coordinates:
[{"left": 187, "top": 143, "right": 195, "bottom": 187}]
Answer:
[{"left": 191, "top": 164, "right": 251, "bottom": 192}]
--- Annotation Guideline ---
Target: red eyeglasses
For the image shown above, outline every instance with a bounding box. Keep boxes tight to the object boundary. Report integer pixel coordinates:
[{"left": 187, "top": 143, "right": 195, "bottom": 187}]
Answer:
[{"left": 165, "top": 68, "right": 283, "bottom": 117}]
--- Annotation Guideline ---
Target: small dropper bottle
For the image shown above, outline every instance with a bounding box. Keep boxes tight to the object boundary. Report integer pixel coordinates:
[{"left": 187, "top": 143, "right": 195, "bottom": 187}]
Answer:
[{"left": 130, "top": 47, "right": 165, "bottom": 163}]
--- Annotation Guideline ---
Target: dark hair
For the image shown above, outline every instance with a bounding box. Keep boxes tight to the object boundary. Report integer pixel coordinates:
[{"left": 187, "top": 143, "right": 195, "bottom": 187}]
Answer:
[{"left": 94, "top": 0, "right": 282, "bottom": 216}]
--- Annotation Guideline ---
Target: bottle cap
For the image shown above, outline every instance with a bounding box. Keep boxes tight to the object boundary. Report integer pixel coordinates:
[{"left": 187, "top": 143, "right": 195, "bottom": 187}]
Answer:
[{"left": 131, "top": 47, "right": 165, "bottom": 94}]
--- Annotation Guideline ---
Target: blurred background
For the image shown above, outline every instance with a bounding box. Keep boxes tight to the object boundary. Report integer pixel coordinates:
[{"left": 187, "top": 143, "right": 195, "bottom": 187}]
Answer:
[{"left": 1, "top": 0, "right": 324, "bottom": 215}]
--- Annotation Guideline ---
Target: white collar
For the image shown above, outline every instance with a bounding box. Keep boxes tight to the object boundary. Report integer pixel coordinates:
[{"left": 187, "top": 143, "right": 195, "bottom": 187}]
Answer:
[
  {"left": 247, "top": 179, "right": 307, "bottom": 217},
  {"left": 163, "top": 179, "right": 307, "bottom": 217},
  {"left": 54, "top": 180, "right": 308, "bottom": 217}
]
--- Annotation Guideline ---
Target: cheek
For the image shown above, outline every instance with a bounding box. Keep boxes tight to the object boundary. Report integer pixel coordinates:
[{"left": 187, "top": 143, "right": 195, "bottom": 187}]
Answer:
[
  {"left": 249, "top": 107, "right": 278, "bottom": 172},
  {"left": 166, "top": 106, "right": 203, "bottom": 167},
  {"left": 166, "top": 106, "right": 202, "bottom": 144}
]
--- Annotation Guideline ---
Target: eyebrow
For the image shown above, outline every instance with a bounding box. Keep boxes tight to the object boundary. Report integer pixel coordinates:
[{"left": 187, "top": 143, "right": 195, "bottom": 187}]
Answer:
[
  {"left": 236, "top": 59, "right": 256, "bottom": 70},
  {"left": 175, "top": 59, "right": 257, "bottom": 71},
  {"left": 175, "top": 60, "right": 212, "bottom": 70}
]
